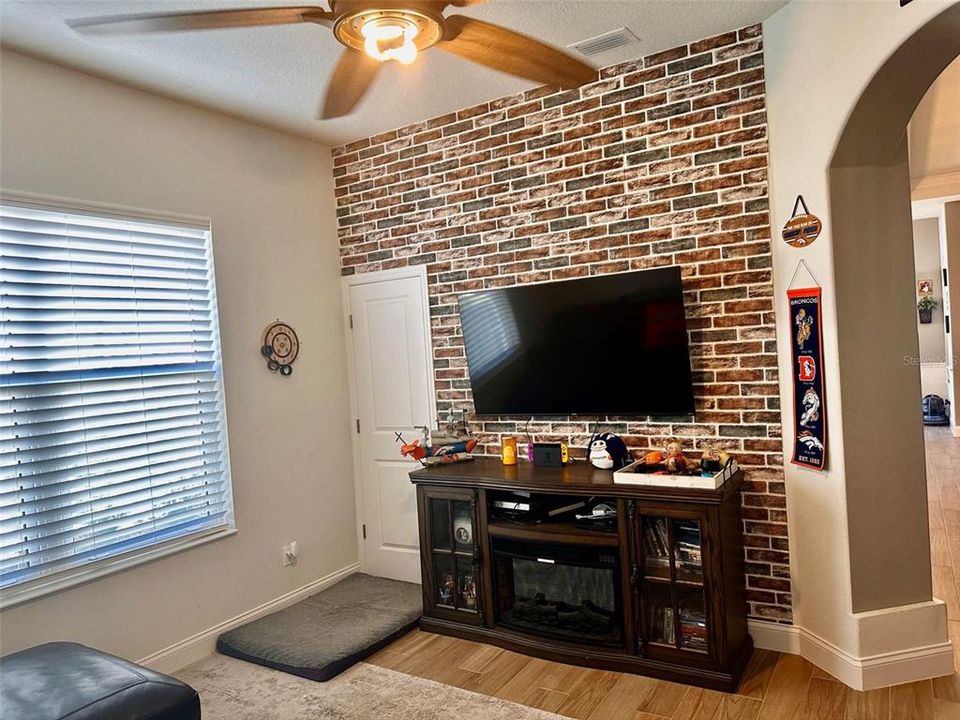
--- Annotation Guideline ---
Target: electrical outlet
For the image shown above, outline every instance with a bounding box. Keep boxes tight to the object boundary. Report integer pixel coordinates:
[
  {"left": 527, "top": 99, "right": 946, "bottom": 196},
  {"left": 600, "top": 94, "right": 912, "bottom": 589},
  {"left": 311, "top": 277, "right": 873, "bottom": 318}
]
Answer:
[{"left": 282, "top": 541, "right": 299, "bottom": 567}]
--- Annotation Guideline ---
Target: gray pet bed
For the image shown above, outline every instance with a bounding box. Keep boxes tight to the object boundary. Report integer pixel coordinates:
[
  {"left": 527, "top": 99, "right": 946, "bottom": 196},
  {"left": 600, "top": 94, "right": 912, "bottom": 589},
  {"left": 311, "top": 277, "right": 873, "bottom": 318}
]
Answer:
[{"left": 216, "top": 573, "right": 422, "bottom": 682}]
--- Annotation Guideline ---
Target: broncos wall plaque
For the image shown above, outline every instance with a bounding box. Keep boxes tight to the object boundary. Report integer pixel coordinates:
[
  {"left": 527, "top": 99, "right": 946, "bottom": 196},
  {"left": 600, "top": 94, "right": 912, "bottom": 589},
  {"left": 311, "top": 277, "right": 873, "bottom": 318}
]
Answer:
[
  {"left": 782, "top": 195, "right": 822, "bottom": 249},
  {"left": 787, "top": 288, "right": 827, "bottom": 470}
]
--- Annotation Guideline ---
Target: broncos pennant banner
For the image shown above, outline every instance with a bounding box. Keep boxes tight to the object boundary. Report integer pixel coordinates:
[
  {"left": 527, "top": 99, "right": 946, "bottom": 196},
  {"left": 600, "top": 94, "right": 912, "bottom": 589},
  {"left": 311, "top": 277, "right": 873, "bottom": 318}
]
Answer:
[{"left": 788, "top": 287, "right": 827, "bottom": 470}]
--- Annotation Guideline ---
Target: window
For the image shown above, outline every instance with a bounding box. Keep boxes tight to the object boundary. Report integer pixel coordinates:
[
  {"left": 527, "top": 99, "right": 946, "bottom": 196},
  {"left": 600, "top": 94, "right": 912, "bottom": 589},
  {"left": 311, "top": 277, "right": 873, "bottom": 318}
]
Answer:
[
  {"left": 458, "top": 290, "right": 521, "bottom": 380},
  {"left": 0, "top": 196, "right": 234, "bottom": 602}
]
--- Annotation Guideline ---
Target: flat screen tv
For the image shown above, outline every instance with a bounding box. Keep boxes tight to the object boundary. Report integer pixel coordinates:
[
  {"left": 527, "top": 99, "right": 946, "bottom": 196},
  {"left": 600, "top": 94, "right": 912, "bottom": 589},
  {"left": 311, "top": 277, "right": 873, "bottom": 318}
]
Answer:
[{"left": 457, "top": 267, "right": 695, "bottom": 416}]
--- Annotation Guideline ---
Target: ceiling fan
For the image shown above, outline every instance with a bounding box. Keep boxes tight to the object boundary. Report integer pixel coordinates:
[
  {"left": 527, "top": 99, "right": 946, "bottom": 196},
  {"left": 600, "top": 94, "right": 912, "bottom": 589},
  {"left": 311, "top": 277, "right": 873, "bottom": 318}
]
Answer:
[{"left": 69, "top": 1, "right": 598, "bottom": 120}]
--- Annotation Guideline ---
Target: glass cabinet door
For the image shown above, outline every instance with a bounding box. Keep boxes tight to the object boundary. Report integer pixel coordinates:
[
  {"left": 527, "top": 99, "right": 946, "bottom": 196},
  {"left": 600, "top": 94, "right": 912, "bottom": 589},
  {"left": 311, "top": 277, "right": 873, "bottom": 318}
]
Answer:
[
  {"left": 637, "top": 513, "right": 710, "bottom": 658},
  {"left": 423, "top": 488, "right": 483, "bottom": 623},
  {"left": 673, "top": 520, "right": 703, "bottom": 584}
]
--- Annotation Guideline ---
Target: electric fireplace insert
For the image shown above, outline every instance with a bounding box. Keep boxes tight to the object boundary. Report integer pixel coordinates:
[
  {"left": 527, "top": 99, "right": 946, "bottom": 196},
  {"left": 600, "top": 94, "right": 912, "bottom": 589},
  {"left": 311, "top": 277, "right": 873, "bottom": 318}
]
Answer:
[{"left": 491, "top": 536, "right": 623, "bottom": 647}]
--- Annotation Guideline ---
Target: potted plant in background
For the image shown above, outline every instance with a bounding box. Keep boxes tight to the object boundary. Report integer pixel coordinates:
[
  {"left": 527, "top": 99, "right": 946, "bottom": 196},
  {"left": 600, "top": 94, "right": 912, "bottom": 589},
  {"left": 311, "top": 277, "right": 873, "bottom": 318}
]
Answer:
[{"left": 918, "top": 296, "right": 937, "bottom": 324}]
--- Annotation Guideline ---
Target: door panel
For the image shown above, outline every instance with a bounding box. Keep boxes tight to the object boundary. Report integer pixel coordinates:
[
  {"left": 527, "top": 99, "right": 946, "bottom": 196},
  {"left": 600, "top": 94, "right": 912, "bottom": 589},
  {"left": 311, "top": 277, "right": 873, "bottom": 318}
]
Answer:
[
  {"left": 348, "top": 273, "right": 434, "bottom": 582},
  {"left": 376, "top": 460, "right": 421, "bottom": 550},
  {"left": 367, "top": 299, "right": 415, "bottom": 427}
]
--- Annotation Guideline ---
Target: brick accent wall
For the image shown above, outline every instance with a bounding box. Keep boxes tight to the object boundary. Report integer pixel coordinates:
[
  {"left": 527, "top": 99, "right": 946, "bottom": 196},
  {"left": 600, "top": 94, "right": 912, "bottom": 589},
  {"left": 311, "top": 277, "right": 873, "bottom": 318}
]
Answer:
[{"left": 333, "top": 25, "right": 791, "bottom": 624}]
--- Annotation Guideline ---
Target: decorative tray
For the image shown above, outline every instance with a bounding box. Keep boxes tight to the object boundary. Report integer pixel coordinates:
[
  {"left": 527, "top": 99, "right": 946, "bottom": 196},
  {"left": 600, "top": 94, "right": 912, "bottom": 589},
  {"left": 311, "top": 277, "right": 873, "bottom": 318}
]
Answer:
[{"left": 613, "top": 459, "right": 739, "bottom": 489}]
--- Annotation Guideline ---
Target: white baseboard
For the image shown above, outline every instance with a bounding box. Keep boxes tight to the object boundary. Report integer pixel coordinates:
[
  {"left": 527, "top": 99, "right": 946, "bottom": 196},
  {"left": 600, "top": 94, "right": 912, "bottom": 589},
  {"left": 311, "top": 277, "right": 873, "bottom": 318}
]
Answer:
[
  {"left": 798, "top": 626, "right": 954, "bottom": 691},
  {"left": 138, "top": 569, "right": 952, "bottom": 690},
  {"left": 138, "top": 563, "right": 360, "bottom": 674},
  {"left": 749, "top": 619, "right": 800, "bottom": 654},
  {"left": 748, "top": 619, "right": 953, "bottom": 690}
]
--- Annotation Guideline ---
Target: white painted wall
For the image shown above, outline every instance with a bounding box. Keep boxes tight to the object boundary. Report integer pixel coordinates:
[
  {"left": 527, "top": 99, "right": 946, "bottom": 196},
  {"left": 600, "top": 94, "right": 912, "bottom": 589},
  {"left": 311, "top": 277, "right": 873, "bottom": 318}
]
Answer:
[
  {"left": 763, "top": 0, "right": 954, "bottom": 684},
  {"left": 910, "top": 53, "right": 960, "bottom": 195},
  {"left": 0, "top": 49, "right": 357, "bottom": 663},
  {"left": 2, "top": 3, "right": 957, "bottom": 687}
]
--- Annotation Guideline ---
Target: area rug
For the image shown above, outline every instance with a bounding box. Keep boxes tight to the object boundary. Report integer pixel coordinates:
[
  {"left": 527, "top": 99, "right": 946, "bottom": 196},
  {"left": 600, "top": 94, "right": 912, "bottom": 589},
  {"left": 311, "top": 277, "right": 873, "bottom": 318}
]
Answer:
[
  {"left": 178, "top": 653, "right": 565, "bottom": 720},
  {"left": 216, "top": 573, "right": 421, "bottom": 681}
]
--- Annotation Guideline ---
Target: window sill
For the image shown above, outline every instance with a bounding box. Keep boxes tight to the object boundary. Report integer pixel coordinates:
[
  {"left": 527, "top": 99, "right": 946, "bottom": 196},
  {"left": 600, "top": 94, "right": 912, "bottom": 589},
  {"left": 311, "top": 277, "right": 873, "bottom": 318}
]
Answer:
[{"left": 0, "top": 526, "right": 238, "bottom": 611}]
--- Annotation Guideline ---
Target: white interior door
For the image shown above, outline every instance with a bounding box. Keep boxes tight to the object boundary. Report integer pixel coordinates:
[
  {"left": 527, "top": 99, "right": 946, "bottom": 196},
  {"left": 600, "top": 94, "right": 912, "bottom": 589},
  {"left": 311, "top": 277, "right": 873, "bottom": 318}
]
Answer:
[
  {"left": 347, "top": 270, "right": 434, "bottom": 582},
  {"left": 936, "top": 207, "right": 958, "bottom": 435}
]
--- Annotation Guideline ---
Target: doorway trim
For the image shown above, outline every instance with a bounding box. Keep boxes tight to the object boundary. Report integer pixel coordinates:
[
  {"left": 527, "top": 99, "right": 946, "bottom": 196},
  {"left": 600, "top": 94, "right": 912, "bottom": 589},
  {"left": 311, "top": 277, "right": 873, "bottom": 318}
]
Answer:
[
  {"left": 340, "top": 265, "right": 438, "bottom": 576},
  {"left": 913, "top": 195, "right": 960, "bottom": 436}
]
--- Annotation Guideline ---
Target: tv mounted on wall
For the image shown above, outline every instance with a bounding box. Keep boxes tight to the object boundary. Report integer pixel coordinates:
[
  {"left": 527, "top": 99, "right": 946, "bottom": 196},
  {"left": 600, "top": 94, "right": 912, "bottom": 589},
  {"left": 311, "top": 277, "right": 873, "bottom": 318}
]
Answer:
[{"left": 457, "top": 267, "right": 695, "bottom": 417}]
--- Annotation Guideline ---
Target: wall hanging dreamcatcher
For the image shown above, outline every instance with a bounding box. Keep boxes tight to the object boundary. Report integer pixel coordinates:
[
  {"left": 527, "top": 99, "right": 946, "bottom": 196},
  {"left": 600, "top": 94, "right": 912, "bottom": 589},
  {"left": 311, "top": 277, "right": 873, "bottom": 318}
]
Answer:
[{"left": 261, "top": 320, "right": 299, "bottom": 377}]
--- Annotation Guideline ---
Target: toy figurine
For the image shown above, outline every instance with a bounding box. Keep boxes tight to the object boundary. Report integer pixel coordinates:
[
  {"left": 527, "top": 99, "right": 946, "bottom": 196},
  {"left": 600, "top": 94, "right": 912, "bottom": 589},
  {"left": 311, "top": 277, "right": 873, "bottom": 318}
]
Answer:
[
  {"left": 699, "top": 444, "right": 722, "bottom": 472},
  {"left": 400, "top": 437, "right": 477, "bottom": 461},
  {"left": 588, "top": 432, "right": 629, "bottom": 470},
  {"left": 699, "top": 443, "right": 733, "bottom": 476},
  {"left": 641, "top": 450, "right": 665, "bottom": 466},
  {"left": 439, "top": 573, "right": 455, "bottom": 606},
  {"left": 663, "top": 438, "right": 688, "bottom": 474},
  {"left": 637, "top": 439, "right": 732, "bottom": 477},
  {"left": 460, "top": 573, "right": 477, "bottom": 609},
  {"left": 440, "top": 410, "right": 470, "bottom": 440}
]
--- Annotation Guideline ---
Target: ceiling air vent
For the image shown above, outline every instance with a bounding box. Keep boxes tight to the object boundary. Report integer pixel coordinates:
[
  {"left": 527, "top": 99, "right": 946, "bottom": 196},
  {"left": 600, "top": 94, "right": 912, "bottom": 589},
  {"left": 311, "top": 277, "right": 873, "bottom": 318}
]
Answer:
[{"left": 569, "top": 27, "right": 639, "bottom": 57}]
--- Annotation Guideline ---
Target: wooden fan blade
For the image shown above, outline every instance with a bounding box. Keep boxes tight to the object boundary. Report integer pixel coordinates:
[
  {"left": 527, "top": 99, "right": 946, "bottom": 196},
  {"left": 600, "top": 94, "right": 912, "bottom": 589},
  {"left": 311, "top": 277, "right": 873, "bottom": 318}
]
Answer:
[
  {"left": 321, "top": 50, "right": 382, "bottom": 119},
  {"left": 436, "top": 15, "right": 596, "bottom": 89},
  {"left": 446, "top": 0, "right": 490, "bottom": 6},
  {"left": 69, "top": 6, "right": 334, "bottom": 35}
]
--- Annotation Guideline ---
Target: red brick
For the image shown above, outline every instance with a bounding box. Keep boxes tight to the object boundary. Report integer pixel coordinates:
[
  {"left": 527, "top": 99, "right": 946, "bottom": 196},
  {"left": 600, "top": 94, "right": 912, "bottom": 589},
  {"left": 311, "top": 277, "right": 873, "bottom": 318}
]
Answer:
[
  {"left": 692, "top": 32, "right": 739, "bottom": 53},
  {"left": 332, "top": 24, "right": 788, "bottom": 624}
]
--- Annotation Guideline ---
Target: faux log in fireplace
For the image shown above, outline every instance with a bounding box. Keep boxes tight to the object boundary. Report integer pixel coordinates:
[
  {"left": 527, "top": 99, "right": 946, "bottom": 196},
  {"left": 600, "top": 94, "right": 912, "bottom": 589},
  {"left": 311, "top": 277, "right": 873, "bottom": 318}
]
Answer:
[{"left": 410, "top": 458, "right": 752, "bottom": 691}]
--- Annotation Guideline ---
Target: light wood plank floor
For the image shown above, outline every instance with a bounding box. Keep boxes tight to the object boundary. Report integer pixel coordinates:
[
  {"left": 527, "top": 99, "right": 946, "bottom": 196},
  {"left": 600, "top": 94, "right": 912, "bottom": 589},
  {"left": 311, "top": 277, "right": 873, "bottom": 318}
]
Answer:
[{"left": 369, "top": 428, "right": 960, "bottom": 719}]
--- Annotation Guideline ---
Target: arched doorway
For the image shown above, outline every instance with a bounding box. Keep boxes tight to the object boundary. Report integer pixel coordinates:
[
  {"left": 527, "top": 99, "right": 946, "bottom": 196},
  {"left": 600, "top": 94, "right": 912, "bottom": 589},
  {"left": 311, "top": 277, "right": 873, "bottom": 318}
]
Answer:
[
  {"left": 762, "top": 0, "right": 960, "bottom": 689},
  {"left": 828, "top": 1, "right": 960, "bottom": 615}
]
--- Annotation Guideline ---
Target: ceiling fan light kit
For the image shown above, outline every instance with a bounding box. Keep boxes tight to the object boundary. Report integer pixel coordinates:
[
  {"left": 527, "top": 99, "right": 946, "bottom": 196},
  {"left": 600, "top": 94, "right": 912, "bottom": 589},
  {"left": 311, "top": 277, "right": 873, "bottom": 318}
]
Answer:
[
  {"left": 69, "top": 1, "right": 596, "bottom": 120},
  {"left": 335, "top": 6, "right": 443, "bottom": 65}
]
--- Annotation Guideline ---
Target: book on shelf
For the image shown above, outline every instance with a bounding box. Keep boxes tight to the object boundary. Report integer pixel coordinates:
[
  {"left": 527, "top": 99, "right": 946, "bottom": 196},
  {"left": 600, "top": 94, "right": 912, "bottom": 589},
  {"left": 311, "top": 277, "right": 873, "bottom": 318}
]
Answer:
[
  {"left": 677, "top": 548, "right": 702, "bottom": 568},
  {"left": 675, "top": 523, "right": 700, "bottom": 543},
  {"left": 674, "top": 521, "right": 702, "bottom": 568},
  {"left": 429, "top": 433, "right": 471, "bottom": 446},
  {"left": 664, "top": 610, "right": 674, "bottom": 645},
  {"left": 681, "top": 635, "right": 708, "bottom": 651},
  {"left": 648, "top": 604, "right": 707, "bottom": 650},
  {"left": 644, "top": 519, "right": 669, "bottom": 558},
  {"left": 647, "top": 604, "right": 676, "bottom": 645},
  {"left": 423, "top": 452, "right": 473, "bottom": 466},
  {"left": 679, "top": 607, "right": 708, "bottom": 650}
]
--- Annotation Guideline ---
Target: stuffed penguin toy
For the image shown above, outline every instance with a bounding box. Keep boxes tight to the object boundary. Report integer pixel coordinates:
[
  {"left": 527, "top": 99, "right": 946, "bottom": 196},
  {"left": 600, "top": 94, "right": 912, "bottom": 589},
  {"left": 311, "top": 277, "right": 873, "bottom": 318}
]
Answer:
[{"left": 588, "top": 432, "right": 629, "bottom": 470}]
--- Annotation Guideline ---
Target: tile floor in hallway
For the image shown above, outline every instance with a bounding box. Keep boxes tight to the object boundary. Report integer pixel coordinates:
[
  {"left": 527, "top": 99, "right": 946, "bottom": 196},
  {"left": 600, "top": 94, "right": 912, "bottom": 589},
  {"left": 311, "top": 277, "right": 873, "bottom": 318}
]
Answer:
[{"left": 368, "top": 428, "right": 960, "bottom": 719}]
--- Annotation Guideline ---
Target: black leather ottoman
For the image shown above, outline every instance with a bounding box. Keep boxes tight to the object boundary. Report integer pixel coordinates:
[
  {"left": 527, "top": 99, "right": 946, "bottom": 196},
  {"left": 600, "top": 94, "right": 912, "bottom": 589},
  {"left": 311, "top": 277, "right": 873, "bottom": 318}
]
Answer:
[{"left": 0, "top": 642, "right": 200, "bottom": 720}]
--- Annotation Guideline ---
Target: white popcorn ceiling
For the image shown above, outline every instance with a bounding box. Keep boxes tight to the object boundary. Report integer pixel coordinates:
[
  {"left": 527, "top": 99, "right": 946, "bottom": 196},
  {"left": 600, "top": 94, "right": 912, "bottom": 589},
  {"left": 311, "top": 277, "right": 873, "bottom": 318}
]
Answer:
[{"left": 0, "top": 0, "right": 786, "bottom": 145}]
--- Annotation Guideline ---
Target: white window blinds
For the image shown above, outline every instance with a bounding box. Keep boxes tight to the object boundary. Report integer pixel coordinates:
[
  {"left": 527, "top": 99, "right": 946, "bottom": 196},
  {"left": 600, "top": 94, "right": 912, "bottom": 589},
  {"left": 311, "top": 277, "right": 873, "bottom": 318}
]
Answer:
[
  {"left": 0, "top": 198, "right": 234, "bottom": 592},
  {"left": 458, "top": 290, "right": 521, "bottom": 380}
]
